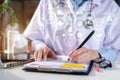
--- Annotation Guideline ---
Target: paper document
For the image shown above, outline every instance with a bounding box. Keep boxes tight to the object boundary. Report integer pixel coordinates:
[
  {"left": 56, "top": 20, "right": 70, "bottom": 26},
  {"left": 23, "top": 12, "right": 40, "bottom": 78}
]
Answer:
[{"left": 23, "top": 55, "right": 90, "bottom": 71}]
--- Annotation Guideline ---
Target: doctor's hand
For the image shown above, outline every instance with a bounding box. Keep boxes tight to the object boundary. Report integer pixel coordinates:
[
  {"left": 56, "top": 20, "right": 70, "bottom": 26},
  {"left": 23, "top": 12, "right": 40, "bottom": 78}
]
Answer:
[
  {"left": 34, "top": 46, "right": 57, "bottom": 61},
  {"left": 69, "top": 47, "right": 99, "bottom": 63}
]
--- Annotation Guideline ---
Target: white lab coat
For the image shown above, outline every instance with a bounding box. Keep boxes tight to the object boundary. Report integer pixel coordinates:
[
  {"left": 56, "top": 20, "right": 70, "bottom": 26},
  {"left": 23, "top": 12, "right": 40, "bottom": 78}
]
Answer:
[{"left": 23, "top": 0, "right": 120, "bottom": 64}]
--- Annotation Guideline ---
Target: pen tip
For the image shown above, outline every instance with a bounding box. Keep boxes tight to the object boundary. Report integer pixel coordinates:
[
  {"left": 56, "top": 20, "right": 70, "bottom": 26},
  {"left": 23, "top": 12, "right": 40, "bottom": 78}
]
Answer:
[{"left": 68, "top": 58, "right": 70, "bottom": 61}]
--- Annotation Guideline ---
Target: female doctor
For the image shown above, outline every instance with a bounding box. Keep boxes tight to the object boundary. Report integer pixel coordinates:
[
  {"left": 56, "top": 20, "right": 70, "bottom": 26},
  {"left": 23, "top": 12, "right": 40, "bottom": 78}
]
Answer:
[{"left": 23, "top": 0, "right": 120, "bottom": 68}]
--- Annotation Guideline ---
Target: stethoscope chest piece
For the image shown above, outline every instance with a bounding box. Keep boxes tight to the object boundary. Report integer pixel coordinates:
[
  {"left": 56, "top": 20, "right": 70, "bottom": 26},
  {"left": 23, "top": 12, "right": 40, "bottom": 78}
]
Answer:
[
  {"left": 83, "top": 16, "right": 94, "bottom": 29},
  {"left": 82, "top": 0, "right": 94, "bottom": 29}
]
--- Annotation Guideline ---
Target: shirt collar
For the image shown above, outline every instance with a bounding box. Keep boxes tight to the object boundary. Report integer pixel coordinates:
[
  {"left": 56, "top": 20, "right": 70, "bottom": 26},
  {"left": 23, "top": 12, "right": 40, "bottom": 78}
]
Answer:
[{"left": 71, "top": 0, "right": 102, "bottom": 10}]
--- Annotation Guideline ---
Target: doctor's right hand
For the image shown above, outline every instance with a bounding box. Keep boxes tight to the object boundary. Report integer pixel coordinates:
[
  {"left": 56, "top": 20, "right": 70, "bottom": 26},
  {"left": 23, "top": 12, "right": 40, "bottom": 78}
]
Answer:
[{"left": 34, "top": 46, "right": 57, "bottom": 61}]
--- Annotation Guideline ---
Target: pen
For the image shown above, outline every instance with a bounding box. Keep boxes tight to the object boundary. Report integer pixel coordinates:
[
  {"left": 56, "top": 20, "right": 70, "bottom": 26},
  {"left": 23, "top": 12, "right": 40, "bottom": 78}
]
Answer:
[
  {"left": 76, "top": 30, "right": 95, "bottom": 49},
  {"left": 68, "top": 30, "right": 95, "bottom": 61}
]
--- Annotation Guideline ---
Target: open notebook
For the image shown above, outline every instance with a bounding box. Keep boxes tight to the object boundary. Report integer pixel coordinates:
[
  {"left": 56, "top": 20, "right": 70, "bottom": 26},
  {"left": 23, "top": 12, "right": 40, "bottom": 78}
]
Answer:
[{"left": 23, "top": 56, "right": 94, "bottom": 75}]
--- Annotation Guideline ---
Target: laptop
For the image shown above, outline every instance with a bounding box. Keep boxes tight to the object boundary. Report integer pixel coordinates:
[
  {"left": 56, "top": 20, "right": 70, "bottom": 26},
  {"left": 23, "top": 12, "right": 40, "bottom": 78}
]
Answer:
[
  {"left": 23, "top": 56, "right": 94, "bottom": 75},
  {"left": 0, "top": 53, "right": 33, "bottom": 68}
]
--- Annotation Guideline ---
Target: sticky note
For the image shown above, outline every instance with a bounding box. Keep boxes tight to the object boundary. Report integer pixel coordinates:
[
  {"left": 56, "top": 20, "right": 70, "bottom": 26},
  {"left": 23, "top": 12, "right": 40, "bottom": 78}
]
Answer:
[{"left": 62, "top": 63, "right": 85, "bottom": 69}]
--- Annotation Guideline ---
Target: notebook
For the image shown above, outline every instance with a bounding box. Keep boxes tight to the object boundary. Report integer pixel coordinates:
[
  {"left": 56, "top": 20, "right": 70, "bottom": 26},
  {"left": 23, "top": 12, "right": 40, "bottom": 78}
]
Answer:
[{"left": 23, "top": 56, "right": 94, "bottom": 75}]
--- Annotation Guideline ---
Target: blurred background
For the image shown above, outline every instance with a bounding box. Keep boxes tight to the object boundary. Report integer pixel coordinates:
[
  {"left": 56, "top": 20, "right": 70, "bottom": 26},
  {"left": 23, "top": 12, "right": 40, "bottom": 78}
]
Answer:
[
  {"left": 0, "top": 0, "right": 40, "bottom": 53},
  {"left": 0, "top": 0, "right": 40, "bottom": 33}
]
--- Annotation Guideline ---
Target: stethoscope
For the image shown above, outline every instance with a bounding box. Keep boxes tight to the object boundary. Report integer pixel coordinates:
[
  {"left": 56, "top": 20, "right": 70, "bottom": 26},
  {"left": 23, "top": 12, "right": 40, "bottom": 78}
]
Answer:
[
  {"left": 53, "top": 0, "right": 94, "bottom": 47},
  {"left": 83, "top": 0, "right": 94, "bottom": 29},
  {"left": 54, "top": 0, "right": 94, "bottom": 29}
]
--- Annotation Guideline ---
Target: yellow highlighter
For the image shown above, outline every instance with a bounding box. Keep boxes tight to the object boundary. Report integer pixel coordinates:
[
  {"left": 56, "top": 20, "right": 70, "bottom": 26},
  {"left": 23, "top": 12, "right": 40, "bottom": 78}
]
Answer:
[{"left": 62, "top": 63, "right": 85, "bottom": 69}]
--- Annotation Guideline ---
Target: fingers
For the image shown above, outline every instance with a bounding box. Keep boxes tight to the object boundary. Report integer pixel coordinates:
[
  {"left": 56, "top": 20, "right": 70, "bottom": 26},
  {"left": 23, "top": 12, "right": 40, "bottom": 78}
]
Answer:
[
  {"left": 34, "top": 46, "right": 48, "bottom": 61},
  {"left": 42, "top": 48, "right": 48, "bottom": 61},
  {"left": 34, "top": 46, "right": 57, "bottom": 61},
  {"left": 48, "top": 50, "right": 57, "bottom": 59},
  {"left": 34, "top": 48, "right": 43, "bottom": 61},
  {"left": 69, "top": 48, "right": 99, "bottom": 63},
  {"left": 73, "top": 53, "right": 89, "bottom": 63},
  {"left": 69, "top": 51, "right": 74, "bottom": 56},
  {"left": 69, "top": 47, "right": 88, "bottom": 61},
  {"left": 51, "top": 51, "right": 57, "bottom": 59},
  {"left": 34, "top": 50, "right": 38, "bottom": 61},
  {"left": 37, "top": 49, "right": 42, "bottom": 61}
]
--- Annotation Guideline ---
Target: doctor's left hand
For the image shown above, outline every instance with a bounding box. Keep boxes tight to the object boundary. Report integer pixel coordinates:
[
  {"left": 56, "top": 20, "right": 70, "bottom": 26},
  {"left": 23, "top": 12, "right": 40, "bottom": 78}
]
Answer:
[
  {"left": 69, "top": 47, "right": 99, "bottom": 63},
  {"left": 34, "top": 45, "right": 57, "bottom": 61}
]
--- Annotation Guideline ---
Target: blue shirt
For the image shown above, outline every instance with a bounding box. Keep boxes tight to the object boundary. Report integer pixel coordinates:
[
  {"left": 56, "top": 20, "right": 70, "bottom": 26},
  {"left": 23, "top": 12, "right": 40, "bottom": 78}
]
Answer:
[
  {"left": 23, "top": 0, "right": 120, "bottom": 65},
  {"left": 71, "top": 0, "right": 88, "bottom": 9}
]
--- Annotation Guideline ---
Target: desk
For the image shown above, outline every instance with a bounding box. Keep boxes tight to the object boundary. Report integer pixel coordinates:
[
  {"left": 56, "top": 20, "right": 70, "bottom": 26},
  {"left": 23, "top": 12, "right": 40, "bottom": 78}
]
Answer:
[{"left": 1, "top": 61, "right": 120, "bottom": 80}]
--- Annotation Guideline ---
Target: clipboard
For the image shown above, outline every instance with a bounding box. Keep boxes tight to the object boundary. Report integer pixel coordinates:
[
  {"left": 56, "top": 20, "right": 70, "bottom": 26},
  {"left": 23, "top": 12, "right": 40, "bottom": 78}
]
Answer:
[{"left": 23, "top": 56, "right": 94, "bottom": 75}]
